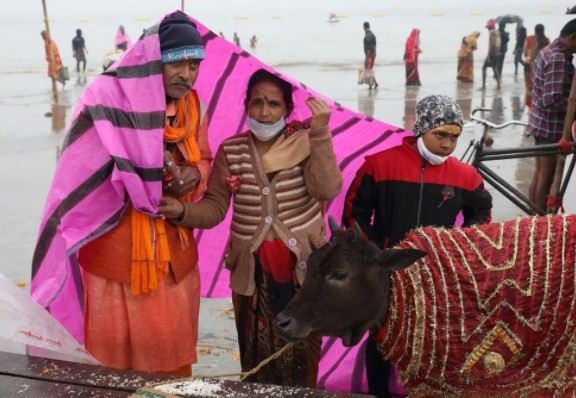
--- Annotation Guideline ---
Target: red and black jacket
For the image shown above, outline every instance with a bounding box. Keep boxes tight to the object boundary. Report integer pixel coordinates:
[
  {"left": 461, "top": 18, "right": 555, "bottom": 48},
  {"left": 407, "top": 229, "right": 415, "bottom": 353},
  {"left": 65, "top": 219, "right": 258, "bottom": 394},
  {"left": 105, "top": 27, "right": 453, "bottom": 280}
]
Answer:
[{"left": 342, "top": 137, "right": 492, "bottom": 248}]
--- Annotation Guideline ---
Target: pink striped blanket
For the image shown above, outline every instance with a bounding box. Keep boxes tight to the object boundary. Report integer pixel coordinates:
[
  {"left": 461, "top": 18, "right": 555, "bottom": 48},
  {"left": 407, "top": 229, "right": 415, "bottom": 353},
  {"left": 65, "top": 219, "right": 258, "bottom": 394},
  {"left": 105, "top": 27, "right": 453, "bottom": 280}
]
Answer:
[{"left": 31, "top": 11, "right": 409, "bottom": 394}]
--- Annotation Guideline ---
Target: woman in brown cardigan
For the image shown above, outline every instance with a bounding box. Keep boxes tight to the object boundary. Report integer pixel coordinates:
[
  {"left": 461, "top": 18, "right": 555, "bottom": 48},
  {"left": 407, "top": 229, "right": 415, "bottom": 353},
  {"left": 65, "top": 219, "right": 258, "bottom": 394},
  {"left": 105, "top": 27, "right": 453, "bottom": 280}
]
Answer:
[{"left": 160, "top": 69, "right": 342, "bottom": 387}]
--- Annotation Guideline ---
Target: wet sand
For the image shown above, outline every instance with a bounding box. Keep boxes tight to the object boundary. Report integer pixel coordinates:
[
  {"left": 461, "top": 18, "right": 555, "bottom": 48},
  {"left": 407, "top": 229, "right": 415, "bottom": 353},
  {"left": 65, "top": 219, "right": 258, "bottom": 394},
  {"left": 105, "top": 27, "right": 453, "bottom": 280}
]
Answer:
[{"left": 0, "top": 58, "right": 574, "bottom": 376}]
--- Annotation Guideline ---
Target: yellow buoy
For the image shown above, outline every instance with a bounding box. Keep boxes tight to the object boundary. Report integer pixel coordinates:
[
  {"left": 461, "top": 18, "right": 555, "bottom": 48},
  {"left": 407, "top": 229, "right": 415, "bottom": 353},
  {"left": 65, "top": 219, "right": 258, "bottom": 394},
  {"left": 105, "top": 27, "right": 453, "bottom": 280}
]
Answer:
[
  {"left": 134, "top": 16, "right": 150, "bottom": 22},
  {"left": 470, "top": 10, "right": 483, "bottom": 16},
  {"left": 17, "top": 281, "right": 27, "bottom": 288},
  {"left": 337, "top": 14, "right": 349, "bottom": 19},
  {"left": 372, "top": 12, "right": 386, "bottom": 17},
  {"left": 234, "top": 16, "right": 248, "bottom": 20},
  {"left": 271, "top": 15, "right": 284, "bottom": 20},
  {"left": 77, "top": 17, "right": 92, "bottom": 22},
  {"left": 540, "top": 8, "right": 553, "bottom": 14},
  {"left": 431, "top": 11, "right": 445, "bottom": 17}
]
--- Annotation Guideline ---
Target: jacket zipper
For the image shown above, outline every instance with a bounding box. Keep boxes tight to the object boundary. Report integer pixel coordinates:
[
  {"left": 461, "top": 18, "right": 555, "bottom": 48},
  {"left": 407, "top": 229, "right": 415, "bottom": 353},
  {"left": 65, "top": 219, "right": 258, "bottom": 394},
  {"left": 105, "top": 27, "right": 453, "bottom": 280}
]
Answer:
[{"left": 415, "top": 160, "right": 425, "bottom": 228}]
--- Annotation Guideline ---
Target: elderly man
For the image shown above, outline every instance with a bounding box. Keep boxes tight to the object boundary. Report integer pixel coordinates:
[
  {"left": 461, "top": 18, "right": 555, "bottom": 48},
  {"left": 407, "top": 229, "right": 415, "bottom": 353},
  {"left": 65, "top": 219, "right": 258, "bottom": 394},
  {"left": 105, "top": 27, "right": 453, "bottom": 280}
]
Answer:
[
  {"left": 31, "top": 11, "right": 212, "bottom": 376},
  {"left": 527, "top": 18, "right": 576, "bottom": 212}
]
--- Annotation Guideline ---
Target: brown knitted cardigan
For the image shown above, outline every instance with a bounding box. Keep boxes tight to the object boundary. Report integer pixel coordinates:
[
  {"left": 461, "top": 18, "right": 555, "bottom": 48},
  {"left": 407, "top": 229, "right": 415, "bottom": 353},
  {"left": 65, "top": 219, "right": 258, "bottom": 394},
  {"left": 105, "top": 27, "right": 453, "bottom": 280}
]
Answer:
[{"left": 175, "top": 126, "right": 342, "bottom": 295}]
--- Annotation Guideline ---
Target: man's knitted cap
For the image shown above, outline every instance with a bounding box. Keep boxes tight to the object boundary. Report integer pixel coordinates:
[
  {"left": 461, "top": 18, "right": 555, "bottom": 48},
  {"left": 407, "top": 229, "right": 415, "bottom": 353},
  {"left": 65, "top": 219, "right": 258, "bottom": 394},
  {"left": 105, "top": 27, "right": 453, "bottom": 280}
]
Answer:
[
  {"left": 159, "top": 11, "right": 204, "bottom": 63},
  {"left": 413, "top": 94, "right": 463, "bottom": 136}
]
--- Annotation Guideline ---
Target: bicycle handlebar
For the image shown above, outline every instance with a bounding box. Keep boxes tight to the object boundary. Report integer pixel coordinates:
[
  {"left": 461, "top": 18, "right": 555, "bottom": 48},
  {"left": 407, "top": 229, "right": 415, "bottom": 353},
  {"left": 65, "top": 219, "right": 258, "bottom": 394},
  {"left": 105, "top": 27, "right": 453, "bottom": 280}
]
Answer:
[
  {"left": 470, "top": 107, "right": 528, "bottom": 129},
  {"left": 471, "top": 107, "right": 492, "bottom": 114}
]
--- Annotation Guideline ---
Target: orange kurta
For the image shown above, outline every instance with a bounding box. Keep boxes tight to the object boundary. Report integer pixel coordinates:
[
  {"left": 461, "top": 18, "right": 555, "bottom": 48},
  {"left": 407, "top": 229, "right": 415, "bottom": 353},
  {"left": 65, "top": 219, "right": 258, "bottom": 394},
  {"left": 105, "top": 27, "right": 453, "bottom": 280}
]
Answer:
[
  {"left": 83, "top": 265, "right": 200, "bottom": 373},
  {"left": 79, "top": 101, "right": 211, "bottom": 374}
]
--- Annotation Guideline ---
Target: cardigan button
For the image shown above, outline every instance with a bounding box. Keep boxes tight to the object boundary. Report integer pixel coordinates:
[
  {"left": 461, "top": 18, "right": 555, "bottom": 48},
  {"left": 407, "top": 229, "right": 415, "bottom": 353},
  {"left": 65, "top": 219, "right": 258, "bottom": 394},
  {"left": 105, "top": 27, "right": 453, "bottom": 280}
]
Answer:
[
  {"left": 298, "top": 261, "right": 307, "bottom": 270},
  {"left": 264, "top": 216, "right": 273, "bottom": 225},
  {"left": 263, "top": 187, "right": 270, "bottom": 195},
  {"left": 288, "top": 238, "right": 297, "bottom": 247}
]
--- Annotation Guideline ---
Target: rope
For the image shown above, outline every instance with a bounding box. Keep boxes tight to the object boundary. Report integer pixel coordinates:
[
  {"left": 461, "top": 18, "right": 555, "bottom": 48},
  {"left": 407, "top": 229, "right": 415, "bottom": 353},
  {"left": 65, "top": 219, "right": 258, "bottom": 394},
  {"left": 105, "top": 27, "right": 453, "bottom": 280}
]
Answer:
[
  {"left": 240, "top": 342, "right": 294, "bottom": 380},
  {"left": 191, "top": 341, "right": 295, "bottom": 381}
]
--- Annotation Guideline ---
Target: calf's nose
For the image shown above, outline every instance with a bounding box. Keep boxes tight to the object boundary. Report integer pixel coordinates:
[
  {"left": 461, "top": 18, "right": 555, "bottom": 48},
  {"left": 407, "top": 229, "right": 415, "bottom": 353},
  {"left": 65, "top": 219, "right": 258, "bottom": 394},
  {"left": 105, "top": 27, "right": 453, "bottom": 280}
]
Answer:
[
  {"left": 275, "top": 312, "right": 293, "bottom": 331},
  {"left": 274, "top": 311, "right": 310, "bottom": 341}
]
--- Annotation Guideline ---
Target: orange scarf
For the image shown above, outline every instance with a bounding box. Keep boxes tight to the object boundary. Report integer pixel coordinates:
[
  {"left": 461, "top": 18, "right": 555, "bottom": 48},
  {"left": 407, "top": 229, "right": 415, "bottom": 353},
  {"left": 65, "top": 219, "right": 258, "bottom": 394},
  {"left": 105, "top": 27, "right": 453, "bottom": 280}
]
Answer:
[{"left": 130, "top": 91, "right": 201, "bottom": 295}]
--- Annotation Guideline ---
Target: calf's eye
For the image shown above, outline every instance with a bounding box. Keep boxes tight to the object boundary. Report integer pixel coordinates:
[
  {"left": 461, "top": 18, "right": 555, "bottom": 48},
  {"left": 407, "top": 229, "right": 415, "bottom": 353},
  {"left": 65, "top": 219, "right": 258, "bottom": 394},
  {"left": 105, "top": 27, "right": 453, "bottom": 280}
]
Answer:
[{"left": 328, "top": 271, "right": 348, "bottom": 281}]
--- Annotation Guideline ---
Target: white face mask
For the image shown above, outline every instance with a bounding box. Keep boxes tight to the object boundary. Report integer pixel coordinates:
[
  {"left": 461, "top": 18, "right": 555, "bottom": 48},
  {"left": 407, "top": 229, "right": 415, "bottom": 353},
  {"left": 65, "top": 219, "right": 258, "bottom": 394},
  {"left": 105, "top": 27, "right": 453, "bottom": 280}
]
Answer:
[
  {"left": 247, "top": 116, "right": 286, "bottom": 142},
  {"left": 416, "top": 136, "right": 449, "bottom": 165}
]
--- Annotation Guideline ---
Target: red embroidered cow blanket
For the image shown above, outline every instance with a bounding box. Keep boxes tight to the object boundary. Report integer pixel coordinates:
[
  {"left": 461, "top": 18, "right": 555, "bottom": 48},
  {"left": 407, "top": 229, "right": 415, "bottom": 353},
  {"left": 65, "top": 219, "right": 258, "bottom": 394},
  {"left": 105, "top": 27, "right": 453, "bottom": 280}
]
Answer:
[{"left": 377, "top": 215, "right": 576, "bottom": 397}]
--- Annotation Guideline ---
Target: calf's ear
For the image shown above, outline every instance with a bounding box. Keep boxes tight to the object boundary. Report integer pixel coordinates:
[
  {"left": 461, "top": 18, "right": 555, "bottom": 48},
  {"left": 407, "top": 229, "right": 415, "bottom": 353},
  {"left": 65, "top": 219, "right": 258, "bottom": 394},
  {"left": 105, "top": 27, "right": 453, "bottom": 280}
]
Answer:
[{"left": 378, "top": 248, "right": 427, "bottom": 271}]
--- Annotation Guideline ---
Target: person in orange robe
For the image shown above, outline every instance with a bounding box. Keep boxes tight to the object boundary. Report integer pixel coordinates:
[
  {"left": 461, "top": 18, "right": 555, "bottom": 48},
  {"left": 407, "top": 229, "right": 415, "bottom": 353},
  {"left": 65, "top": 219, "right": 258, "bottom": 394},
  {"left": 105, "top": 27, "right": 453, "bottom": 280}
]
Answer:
[{"left": 41, "top": 30, "right": 65, "bottom": 87}]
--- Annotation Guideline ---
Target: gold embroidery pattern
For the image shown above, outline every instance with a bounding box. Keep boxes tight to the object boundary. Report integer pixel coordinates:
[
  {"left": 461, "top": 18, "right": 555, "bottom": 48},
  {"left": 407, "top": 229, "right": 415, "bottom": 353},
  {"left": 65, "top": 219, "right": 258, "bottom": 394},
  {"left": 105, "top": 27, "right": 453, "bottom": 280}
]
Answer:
[
  {"left": 378, "top": 214, "right": 576, "bottom": 397},
  {"left": 482, "top": 351, "right": 505, "bottom": 374},
  {"left": 460, "top": 323, "right": 521, "bottom": 374}
]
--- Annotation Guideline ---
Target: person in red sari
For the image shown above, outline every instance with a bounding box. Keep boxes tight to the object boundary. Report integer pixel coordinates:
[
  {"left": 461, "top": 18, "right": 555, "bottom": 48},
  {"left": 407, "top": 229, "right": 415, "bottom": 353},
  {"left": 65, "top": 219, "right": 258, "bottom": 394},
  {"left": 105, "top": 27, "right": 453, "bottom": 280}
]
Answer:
[{"left": 404, "top": 28, "right": 422, "bottom": 86}]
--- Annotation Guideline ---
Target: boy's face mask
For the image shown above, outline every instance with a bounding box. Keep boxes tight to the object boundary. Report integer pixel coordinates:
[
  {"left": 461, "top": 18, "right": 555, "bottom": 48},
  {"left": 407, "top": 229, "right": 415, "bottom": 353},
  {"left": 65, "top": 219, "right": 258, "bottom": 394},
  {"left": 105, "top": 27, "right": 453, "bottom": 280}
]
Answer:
[
  {"left": 417, "top": 124, "right": 461, "bottom": 164},
  {"left": 417, "top": 136, "right": 449, "bottom": 165}
]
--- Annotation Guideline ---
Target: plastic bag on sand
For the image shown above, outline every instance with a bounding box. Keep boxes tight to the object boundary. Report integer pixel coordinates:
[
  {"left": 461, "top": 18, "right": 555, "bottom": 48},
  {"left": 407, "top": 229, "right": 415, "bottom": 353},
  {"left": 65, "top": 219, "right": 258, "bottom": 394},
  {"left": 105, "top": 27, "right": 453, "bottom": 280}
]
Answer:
[{"left": 0, "top": 272, "right": 99, "bottom": 365}]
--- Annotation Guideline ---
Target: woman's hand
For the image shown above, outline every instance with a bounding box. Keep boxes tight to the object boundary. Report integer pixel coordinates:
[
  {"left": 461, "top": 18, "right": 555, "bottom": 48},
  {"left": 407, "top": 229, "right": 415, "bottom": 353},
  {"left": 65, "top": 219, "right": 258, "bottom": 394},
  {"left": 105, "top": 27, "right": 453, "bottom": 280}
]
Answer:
[
  {"left": 306, "top": 97, "right": 331, "bottom": 130},
  {"left": 159, "top": 196, "right": 184, "bottom": 219}
]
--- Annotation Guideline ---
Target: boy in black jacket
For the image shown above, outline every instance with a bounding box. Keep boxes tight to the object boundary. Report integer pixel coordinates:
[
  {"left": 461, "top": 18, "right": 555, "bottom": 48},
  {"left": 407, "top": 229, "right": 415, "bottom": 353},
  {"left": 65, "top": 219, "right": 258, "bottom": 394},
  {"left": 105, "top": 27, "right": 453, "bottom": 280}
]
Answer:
[{"left": 343, "top": 94, "right": 492, "bottom": 397}]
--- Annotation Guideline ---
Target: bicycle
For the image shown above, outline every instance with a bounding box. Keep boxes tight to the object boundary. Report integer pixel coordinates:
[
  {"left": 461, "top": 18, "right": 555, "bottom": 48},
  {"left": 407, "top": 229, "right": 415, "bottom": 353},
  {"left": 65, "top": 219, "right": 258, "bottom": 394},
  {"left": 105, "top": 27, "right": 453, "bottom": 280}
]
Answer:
[{"left": 460, "top": 107, "right": 576, "bottom": 216}]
